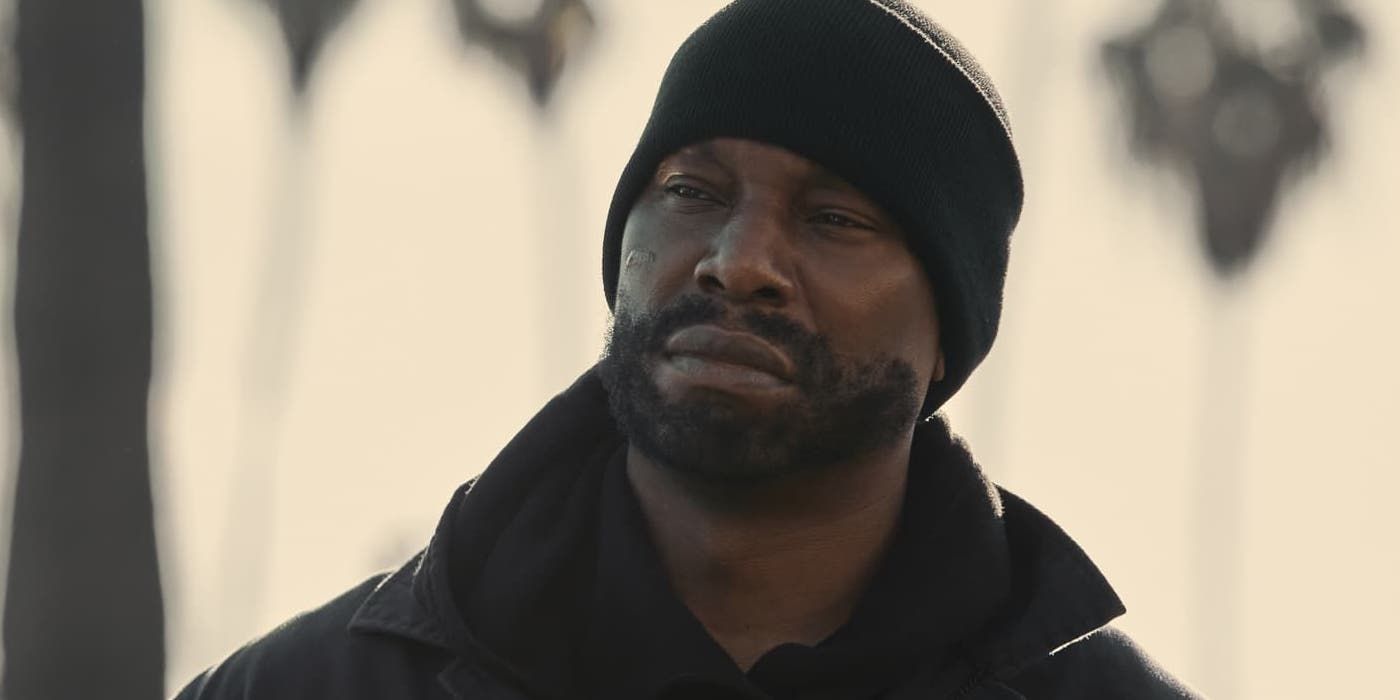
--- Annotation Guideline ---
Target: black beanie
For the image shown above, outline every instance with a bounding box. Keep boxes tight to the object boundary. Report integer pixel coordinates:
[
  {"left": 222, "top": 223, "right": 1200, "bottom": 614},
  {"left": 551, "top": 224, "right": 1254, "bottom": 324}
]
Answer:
[{"left": 601, "top": 0, "right": 1024, "bottom": 414}]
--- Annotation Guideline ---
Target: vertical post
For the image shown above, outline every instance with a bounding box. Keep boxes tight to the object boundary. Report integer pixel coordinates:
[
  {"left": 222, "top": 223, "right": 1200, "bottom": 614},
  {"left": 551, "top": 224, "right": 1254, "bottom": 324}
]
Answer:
[
  {"left": 3, "top": 0, "right": 164, "bottom": 697},
  {"left": 530, "top": 111, "right": 590, "bottom": 395},
  {"left": 218, "top": 106, "right": 310, "bottom": 645},
  {"left": 1190, "top": 282, "right": 1248, "bottom": 698}
]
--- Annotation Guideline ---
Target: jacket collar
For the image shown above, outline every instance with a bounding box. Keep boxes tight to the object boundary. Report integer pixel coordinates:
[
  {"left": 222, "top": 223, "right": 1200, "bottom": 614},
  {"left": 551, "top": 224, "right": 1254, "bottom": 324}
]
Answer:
[
  {"left": 966, "top": 488, "right": 1126, "bottom": 680},
  {"left": 347, "top": 549, "right": 449, "bottom": 650},
  {"left": 348, "top": 367, "right": 1127, "bottom": 694},
  {"left": 351, "top": 368, "right": 620, "bottom": 699}
]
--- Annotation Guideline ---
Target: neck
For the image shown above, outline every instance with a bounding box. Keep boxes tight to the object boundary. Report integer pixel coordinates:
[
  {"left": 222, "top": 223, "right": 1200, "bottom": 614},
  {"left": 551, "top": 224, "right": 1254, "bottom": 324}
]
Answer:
[{"left": 625, "top": 435, "right": 913, "bottom": 671}]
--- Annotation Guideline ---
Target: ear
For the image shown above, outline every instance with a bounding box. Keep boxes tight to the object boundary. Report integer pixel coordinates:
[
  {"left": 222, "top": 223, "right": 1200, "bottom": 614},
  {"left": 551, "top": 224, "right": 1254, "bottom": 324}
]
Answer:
[{"left": 932, "top": 349, "right": 946, "bottom": 383}]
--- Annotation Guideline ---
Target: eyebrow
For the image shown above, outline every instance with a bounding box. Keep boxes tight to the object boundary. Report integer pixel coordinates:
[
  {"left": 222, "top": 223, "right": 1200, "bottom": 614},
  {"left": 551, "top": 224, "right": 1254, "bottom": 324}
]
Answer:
[
  {"left": 671, "top": 141, "right": 725, "bottom": 168},
  {"left": 803, "top": 168, "right": 856, "bottom": 193},
  {"left": 800, "top": 168, "right": 901, "bottom": 232},
  {"left": 656, "top": 143, "right": 732, "bottom": 185}
]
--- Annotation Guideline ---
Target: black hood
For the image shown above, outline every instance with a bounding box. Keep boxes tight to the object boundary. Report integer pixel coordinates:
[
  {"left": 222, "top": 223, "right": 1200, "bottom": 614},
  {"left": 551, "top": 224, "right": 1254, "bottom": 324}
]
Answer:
[{"left": 349, "top": 366, "right": 1126, "bottom": 698}]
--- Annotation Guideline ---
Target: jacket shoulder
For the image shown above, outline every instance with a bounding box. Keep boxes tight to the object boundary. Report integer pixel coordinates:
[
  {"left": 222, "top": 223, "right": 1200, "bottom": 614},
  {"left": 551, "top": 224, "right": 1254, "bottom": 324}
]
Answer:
[
  {"left": 172, "top": 573, "right": 448, "bottom": 700},
  {"left": 1003, "top": 626, "right": 1203, "bottom": 699}
]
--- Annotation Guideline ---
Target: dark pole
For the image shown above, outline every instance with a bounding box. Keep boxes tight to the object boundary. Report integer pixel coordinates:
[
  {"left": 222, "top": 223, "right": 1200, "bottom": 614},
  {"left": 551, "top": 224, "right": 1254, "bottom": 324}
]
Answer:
[{"left": 3, "top": 0, "right": 164, "bottom": 697}]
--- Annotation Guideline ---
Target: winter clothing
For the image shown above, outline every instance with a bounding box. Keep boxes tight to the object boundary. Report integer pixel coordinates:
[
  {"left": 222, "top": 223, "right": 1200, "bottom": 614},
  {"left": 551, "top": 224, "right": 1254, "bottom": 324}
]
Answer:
[
  {"left": 175, "top": 369, "right": 1199, "bottom": 700},
  {"left": 601, "top": 0, "right": 1025, "bottom": 413}
]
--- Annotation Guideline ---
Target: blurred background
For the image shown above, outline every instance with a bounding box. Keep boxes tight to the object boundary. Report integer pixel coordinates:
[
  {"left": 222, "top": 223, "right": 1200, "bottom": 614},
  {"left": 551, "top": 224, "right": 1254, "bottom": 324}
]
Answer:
[{"left": 0, "top": 0, "right": 1395, "bottom": 698}]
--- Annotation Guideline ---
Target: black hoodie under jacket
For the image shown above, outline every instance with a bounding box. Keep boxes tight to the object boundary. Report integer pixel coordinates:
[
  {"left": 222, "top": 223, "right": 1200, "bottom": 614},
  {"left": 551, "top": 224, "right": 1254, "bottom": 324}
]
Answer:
[{"left": 175, "top": 368, "right": 1201, "bottom": 700}]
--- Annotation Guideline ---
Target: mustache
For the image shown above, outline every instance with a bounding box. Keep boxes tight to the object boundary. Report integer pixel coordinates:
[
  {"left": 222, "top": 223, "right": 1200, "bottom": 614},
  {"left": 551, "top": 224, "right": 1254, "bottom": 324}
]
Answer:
[{"left": 637, "top": 294, "right": 830, "bottom": 379}]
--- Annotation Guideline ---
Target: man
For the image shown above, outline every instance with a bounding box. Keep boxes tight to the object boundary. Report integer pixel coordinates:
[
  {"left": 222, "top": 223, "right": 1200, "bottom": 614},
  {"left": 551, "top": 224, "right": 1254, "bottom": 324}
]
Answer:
[{"left": 178, "top": 1, "right": 1199, "bottom": 698}]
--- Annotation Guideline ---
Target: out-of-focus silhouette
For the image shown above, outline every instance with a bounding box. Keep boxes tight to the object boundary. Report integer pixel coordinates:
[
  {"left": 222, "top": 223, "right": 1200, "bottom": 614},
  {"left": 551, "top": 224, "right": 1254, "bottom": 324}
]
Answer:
[
  {"left": 1103, "top": 0, "right": 1364, "bottom": 275},
  {"left": 3, "top": 0, "right": 164, "bottom": 698},
  {"left": 449, "top": 0, "right": 595, "bottom": 108},
  {"left": 259, "top": 0, "right": 361, "bottom": 95}
]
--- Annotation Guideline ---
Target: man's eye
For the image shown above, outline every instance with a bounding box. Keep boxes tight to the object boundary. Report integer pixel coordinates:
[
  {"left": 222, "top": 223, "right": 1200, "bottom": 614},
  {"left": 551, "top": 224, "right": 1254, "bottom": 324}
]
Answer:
[
  {"left": 813, "top": 212, "right": 867, "bottom": 228},
  {"left": 665, "top": 184, "right": 711, "bottom": 200}
]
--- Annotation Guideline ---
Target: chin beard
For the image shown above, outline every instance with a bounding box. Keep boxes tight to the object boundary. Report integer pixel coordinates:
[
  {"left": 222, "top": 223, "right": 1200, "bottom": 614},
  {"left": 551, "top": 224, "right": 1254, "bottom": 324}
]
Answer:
[{"left": 598, "top": 294, "right": 922, "bottom": 485}]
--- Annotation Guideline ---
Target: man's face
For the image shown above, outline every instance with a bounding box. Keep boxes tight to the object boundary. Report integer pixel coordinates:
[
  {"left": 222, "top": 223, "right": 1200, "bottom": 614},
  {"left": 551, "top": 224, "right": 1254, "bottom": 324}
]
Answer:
[{"left": 600, "top": 138, "right": 943, "bottom": 483}]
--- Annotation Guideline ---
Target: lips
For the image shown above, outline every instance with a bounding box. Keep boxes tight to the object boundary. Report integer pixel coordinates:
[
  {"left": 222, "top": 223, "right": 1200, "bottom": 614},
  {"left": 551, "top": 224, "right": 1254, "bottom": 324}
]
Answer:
[{"left": 663, "top": 324, "right": 795, "bottom": 383}]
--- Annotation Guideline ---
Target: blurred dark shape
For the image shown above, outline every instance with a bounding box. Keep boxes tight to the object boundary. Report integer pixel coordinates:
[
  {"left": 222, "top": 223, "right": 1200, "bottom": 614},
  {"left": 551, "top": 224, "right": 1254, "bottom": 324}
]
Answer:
[
  {"left": 1103, "top": 0, "right": 1364, "bottom": 276},
  {"left": 259, "top": 0, "right": 361, "bottom": 95},
  {"left": 3, "top": 0, "right": 164, "bottom": 697},
  {"left": 450, "top": 0, "right": 595, "bottom": 107},
  {"left": 1310, "top": 3, "right": 1366, "bottom": 61}
]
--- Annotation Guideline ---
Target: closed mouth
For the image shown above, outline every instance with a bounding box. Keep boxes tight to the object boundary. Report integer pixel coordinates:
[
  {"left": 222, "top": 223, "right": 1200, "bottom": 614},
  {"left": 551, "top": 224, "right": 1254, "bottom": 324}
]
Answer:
[{"left": 662, "top": 324, "right": 795, "bottom": 383}]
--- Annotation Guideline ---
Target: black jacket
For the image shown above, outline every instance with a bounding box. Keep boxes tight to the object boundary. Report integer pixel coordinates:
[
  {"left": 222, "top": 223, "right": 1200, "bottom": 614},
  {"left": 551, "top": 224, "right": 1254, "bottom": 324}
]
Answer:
[{"left": 176, "top": 370, "right": 1201, "bottom": 699}]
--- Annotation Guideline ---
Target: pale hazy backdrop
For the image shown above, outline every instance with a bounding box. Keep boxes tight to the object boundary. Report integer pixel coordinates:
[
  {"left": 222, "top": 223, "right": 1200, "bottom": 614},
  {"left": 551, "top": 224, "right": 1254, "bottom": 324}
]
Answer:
[{"left": 2, "top": 0, "right": 1397, "bottom": 698}]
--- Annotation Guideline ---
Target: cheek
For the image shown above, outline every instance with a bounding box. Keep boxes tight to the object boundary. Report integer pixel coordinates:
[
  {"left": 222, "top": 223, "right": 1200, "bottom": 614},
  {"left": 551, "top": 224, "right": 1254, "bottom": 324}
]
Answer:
[
  {"left": 897, "top": 287, "right": 942, "bottom": 381},
  {"left": 809, "top": 260, "right": 939, "bottom": 378},
  {"left": 616, "top": 248, "right": 657, "bottom": 304},
  {"left": 616, "top": 205, "right": 699, "bottom": 313},
  {"left": 616, "top": 207, "right": 661, "bottom": 310}
]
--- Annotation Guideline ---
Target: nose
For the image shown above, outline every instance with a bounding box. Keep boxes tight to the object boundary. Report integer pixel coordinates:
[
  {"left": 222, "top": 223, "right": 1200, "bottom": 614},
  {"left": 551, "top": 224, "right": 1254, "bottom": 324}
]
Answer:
[{"left": 692, "top": 203, "right": 796, "bottom": 307}]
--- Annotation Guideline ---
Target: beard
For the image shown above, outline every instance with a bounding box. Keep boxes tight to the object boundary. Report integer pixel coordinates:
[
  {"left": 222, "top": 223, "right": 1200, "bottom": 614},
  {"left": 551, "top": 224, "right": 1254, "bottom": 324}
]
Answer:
[{"left": 598, "top": 293, "right": 922, "bottom": 484}]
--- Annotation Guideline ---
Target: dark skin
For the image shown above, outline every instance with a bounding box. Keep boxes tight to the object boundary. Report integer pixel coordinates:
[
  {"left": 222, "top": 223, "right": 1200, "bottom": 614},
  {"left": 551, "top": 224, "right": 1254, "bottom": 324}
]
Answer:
[{"left": 614, "top": 138, "right": 945, "bottom": 670}]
